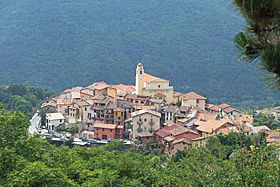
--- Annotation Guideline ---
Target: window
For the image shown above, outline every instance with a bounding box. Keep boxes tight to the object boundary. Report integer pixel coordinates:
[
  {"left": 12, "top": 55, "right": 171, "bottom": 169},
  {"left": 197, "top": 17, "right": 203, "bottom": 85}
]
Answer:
[
  {"left": 110, "top": 129, "right": 112, "bottom": 132},
  {"left": 118, "top": 117, "right": 120, "bottom": 120},
  {"left": 103, "top": 128, "right": 105, "bottom": 131},
  {"left": 85, "top": 107, "right": 87, "bottom": 111},
  {"left": 121, "top": 112, "right": 123, "bottom": 116},
  {"left": 196, "top": 99, "right": 199, "bottom": 104},
  {"left": 102, "top": 135, "right": 107, "bottom": 139},
  {"left": 118, "top": 122, "right": 120, "bottom": 125},
  {"left": 115, "top": 112, "right": 117, "bottom": 115},
  {"left": 60, "top": 119, "right": 62, "bottom": 123},
  {"left": 144, "top": 118, "right": 147, "bottom": 122},
  {"left": 135, "top": 101, "right": 139, "bottom": 103},
  {"left": 158, "top": 85, "right": 160, "bottom": 88},
  {"left": 140, "top": 71, "right": 142, "bottom": 74}
]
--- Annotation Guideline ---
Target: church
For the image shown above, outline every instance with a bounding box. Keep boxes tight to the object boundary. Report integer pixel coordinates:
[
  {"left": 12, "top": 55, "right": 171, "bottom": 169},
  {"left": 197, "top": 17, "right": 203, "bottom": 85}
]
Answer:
[{"left": 135, "top": 62, "right": 174, "bottom": 104}]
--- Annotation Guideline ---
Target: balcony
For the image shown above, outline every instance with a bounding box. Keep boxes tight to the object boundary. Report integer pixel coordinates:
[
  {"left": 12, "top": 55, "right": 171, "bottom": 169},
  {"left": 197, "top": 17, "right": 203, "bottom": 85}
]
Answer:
[
  {"left": 115, "top": 119, "right": 123, "bottom": 122},
  {"left": 137, "top": 127, "right": 143, "bottom": 133},
  {"left": 137, "top": 120, "right": 143, "bottom": 125},
  {"left": 149, "top": 120, "right": 155, "bottom": 125}
]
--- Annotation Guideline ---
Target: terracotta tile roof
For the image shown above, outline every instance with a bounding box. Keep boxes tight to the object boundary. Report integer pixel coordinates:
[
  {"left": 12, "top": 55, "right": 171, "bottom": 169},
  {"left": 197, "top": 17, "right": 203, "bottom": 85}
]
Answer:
[
  {"left": 57, "top": 99, "right": 72, "bottom": 105},
  {"left": 209, "top": 105, "right": 220, "bottom": 112},
  {"left": 206, "top": 104, "right": 214, "bottom": 108},
  {"left": 63, "top": 89, "right": 71, "bottom": 93},
  {"left": 94, "top": 84, "right": 110, "bottom": 90},
  {"left": 219, "top": 103, "right": 230, "bottom": 109},
  {"left": 94, "top": 123, "right": 116, "bottom": 129},
  {"left": 173, "top": 137, "right": 192, "bottom": 145},
  {"left": 76, "top": 100, "right": 90, "bottom": 106},
  {"left": 154, "top": 93, "right": 166, "bottom": 97},
  {"left": 157, "top": 124, "right": 198, "bottom": 138},
  {"left": 223, "top": 107, "right": 238, "bottom": 114},
  {"left": 113, "top": 84, "right": 136, "bottom": 93},
  {"left": 136, "top": 105, "right": 156, "bottom": 110},
  {"left": 155, "top": 129, "right": 171, "bottom": 138},
  {"left": 80, "top": 91, "right": 94, "bottom": 97},
  {"left": 234, "top": 115, "right": 253, "bottom": 124},
  {"left": 173, "top": 92, "right": 184, "bottom": 97},
  {"left": 194, "top": 120, "right": 206, "bottom": 127},
  {"left": 218, "top": 128, "right": 230, "bottom": 135},
  {"left": 93, "top": 95, "right": 106, "bottom": 100},
  {"left": 182, "top": 91, "right": 206, "bottom": 100},
  {"left": 197, "top": 119, "right": 233, "bottom": 133},
  {"left": 143, "top": 73, "right": 159, "bottom": 84},
  {"left": 196, "top": 113, "right": 217, "bottom": 121},
  {"left": 170, "top": 127, "right": 189, "bottom": 136}
]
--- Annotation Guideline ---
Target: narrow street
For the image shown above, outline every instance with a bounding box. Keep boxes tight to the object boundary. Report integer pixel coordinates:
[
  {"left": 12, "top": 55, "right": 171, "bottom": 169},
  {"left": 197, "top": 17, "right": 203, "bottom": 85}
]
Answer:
[{"left": 28, "top": 111, "right": 41, "bottom": 134}]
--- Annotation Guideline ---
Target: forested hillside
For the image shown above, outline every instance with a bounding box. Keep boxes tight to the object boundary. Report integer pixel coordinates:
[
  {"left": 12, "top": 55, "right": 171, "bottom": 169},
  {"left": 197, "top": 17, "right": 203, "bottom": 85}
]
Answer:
[
  {"left": 0, "top": 0, "right": 279, "bottom": 105},
  {"left": 0, "top": 84, "right": 54, "bottom": 113}
]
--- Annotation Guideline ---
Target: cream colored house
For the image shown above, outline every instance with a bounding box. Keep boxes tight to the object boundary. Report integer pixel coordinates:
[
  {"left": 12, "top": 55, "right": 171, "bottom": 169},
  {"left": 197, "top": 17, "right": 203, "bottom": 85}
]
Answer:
[
  {"left": 68, "top": 106, "right": 80, "bottom": 124},
  {"left": 135, "top": 62, "right": 174, "bottom": 104},
  {"left": 181, "top": 91, "right": 207, "bottom": 110},
  {"left": 46, "top": 113, "right": 65, "bottom": 130},
  {"left": 131, "top": 109, "right": 161, "bottom": 139}
]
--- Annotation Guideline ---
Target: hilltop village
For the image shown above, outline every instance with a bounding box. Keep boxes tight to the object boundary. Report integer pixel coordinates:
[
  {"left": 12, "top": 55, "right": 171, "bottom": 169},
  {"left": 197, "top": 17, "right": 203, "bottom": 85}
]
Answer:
[{"left": 41, "top": 63, "right": 271, "bottom": 155}]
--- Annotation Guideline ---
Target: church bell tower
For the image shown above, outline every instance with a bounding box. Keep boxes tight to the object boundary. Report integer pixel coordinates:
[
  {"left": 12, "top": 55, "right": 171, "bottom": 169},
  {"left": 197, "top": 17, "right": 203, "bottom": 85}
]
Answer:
[{"left": 136, "top": 62, "right": 144, "bottom": 95}]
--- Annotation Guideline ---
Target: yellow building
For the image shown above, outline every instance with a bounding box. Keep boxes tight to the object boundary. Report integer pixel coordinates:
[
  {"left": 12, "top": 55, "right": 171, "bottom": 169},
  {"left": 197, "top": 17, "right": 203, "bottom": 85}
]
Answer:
[
  {"left": 114, "top": 107, "right": 125, "bottom": 125},
  {"left": 135, "top": 62, "right": 174, "bottom": 104}
]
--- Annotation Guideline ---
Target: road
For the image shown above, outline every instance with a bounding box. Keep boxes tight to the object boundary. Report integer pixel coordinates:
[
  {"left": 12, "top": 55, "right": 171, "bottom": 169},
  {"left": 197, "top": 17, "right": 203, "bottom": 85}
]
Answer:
[{"left": 28, "top": 112, "right": 41, "bottom": 134}]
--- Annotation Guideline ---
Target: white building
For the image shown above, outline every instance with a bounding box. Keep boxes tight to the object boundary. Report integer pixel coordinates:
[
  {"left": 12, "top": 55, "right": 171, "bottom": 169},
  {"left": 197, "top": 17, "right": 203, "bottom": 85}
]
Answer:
[{"left": 46, "top": 113, "right": 65, "bottom": 130}]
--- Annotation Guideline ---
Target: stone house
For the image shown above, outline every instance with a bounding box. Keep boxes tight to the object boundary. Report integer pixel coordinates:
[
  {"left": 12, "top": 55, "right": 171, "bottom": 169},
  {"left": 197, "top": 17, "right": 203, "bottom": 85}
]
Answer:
[{"left": 131, "top": 109, "right": 161, "bottom": 139}]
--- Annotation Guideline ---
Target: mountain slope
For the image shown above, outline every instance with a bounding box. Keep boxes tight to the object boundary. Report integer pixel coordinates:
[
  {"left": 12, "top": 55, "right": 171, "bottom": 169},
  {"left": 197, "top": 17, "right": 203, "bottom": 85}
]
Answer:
[{"left": 0, "top": 0, "right": 277, "bottom": 104}]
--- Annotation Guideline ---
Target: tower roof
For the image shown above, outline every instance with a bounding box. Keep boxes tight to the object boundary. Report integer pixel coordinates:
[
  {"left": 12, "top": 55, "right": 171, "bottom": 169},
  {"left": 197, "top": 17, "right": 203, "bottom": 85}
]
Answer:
[{"left": 137, "top": 62, "right": 143, "bottom": 66}]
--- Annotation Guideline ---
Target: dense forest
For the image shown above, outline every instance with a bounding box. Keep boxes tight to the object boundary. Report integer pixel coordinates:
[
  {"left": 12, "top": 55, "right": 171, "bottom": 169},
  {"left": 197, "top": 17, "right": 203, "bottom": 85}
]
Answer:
[
  {"left": 0, "top": 84, "right": 54, "bottom": 113},
  {"left": 0, "top": 108, "right": 279, "bottom": 186},
  {"left": 0, "top": 0, "right": 279, "bottom": 106}
]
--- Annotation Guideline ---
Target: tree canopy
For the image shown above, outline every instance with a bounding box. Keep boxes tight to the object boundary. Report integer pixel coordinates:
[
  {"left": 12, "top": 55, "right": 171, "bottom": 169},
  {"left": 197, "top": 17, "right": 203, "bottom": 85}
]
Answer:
[
  {"left": 0, "top": 84, "right": 54, "bottom": 113},
  {"left": 0, "top": 106, "right": 280, "bottom": 186},
  {"left": 234, "top": 0, "right": 280, "bottom": 90}
]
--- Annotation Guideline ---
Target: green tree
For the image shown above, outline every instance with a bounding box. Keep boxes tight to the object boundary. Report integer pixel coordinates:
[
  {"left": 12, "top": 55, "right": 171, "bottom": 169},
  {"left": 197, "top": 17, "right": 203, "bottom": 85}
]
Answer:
[{"left": 234, "top": 0, "right": 280, "bottom": 89}]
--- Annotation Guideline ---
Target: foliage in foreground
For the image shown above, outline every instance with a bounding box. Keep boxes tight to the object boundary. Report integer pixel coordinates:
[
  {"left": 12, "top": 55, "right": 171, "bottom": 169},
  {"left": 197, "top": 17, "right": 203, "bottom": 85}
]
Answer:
[{"left": 0, "top": 108, "right": 280, "bottom": 186}]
